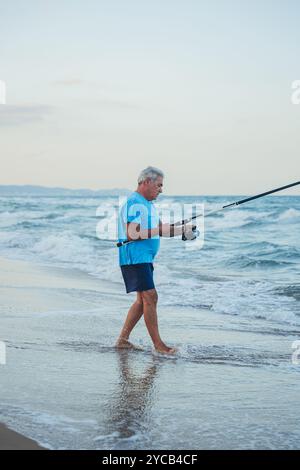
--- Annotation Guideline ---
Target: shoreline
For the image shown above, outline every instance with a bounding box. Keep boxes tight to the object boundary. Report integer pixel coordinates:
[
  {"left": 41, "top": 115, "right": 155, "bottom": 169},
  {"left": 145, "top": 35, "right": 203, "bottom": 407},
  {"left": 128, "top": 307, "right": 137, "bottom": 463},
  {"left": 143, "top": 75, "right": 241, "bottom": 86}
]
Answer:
[
  {"left": 0, "top": 423, "right": 45, "bottom": 450},
  {"left": 1, "top": 255, "right": 300, "bottom": 449},
  {"left": 0, "top": 254, "right": 124, "bottom": 449}
]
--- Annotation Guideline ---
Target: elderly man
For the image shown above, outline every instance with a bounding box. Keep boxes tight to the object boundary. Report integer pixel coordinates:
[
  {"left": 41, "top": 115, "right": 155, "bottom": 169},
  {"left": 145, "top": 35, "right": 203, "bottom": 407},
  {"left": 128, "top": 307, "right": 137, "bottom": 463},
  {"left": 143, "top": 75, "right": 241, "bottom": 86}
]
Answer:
[{"left": 116, "top": 166, "right": 194, "bottom": 354}]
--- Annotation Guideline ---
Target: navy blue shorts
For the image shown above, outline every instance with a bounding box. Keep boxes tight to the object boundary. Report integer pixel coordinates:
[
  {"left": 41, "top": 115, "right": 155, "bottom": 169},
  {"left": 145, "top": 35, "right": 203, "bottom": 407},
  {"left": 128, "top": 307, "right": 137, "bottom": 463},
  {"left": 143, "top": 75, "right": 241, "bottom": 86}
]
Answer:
[{"left": 120, "top": 263, "right": 155, "bottom": 293}]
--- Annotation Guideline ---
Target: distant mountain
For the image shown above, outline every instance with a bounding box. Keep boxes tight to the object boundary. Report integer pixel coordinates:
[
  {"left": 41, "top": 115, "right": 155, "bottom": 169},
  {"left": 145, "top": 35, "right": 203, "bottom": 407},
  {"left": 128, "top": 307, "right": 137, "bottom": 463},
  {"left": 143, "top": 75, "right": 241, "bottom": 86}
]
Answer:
[{"left": 0, "top": 185, "right": 131, "bottom": 197}]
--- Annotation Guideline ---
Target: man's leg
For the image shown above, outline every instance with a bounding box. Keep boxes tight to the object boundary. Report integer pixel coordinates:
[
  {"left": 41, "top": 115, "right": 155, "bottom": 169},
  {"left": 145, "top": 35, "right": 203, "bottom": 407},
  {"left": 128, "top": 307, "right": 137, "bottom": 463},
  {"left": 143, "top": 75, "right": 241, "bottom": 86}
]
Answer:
[
  {"left": 116, "top": 292, "right": 144, "bottom": 349},
  {"left": 141, "top": 289, "right": 176, "bottom": 354}
]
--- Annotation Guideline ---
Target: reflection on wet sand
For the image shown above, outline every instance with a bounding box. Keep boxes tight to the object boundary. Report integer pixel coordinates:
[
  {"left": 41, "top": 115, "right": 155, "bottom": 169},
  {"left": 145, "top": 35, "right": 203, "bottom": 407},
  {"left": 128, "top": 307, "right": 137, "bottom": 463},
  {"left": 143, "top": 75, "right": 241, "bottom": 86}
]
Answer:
[{"left": 104, "top": 351, "right": 160, "bottom": 441}]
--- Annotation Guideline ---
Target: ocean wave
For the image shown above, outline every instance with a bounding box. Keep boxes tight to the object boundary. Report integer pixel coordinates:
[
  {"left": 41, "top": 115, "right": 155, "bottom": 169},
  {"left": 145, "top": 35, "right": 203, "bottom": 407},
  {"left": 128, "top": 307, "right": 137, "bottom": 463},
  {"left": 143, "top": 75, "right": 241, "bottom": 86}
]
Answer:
[
  {"left": 239, "top": 219, "right": 265, "bottom": 229},
  {"left": 40, "top": 212, "right": 63, "bottom": 220},
  {"left": 278, "top": 208, "right": 300, "bottom": 220},
  {"left": 31, "top": 232, "right": 97, "bottom": 265},
  {"left": 0, "top": 210, "right": 45, "bottom": 227},
  {"left": 158, "top": 276, "right": 300, "bottom": 326},
  {"left": 241, "top": 240, "right": 279, "bottom": 250},
  {"left": 28, "top": 231, "right": 122, "bottom": 282},
  {"left": 0, "top": 230, "right": 34, "bottom": 249},
  {"left": 239, "top": 242, "right": 300, "bottom": 261},
  {"left": 264, "top": 246, "right": 300, "bottom": 261},
  {"left": 204, "top": 281, "right": 300, "bottom": 326},
  {"left": 207, "top": 209, "right": 273, "bottom": 230},
  {"left": 178, "top": 344, "right": 288, "bottom": 367},
  {"left": 172, "top": 302, "right": 213, "bottom": 310},
  {"left": 207, "top": 210, "right": 251, "bottom": 229},
  {"left": 274, "top": 285, "right": 300, "bottom": 301},
  {"left": 227, "top": 255, "right": 292, "bottom": 269},
  {"left": 15, "top": 221, "right": 44, "bottom": 229},
  {"left": 1, "top": 194, "right": 299, "bottom": 328}
]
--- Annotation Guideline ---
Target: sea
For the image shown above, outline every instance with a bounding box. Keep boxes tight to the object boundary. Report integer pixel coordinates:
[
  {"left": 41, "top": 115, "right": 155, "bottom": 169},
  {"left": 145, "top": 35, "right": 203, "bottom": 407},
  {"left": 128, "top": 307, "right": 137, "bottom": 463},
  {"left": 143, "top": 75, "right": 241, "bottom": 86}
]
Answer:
[
  {"left": 0, "top": 193, "right": 299, "bottom": 324},
  {"left": 0, "top": 192, "right": 299, "bottom": 449}
]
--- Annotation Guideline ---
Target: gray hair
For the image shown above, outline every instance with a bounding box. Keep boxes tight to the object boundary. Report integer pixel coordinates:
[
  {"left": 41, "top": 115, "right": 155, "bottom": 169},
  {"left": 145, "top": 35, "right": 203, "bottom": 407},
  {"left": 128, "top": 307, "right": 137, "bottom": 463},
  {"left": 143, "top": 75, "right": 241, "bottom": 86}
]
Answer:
[{"left": 138, "top": 166, "right": 164, "bottom": 184}]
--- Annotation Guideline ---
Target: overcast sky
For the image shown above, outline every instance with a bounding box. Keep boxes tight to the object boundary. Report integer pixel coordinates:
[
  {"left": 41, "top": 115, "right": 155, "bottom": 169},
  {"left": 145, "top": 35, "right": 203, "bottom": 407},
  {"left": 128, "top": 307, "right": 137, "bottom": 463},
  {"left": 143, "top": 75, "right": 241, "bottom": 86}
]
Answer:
[{"left": 0, "top": 0, "right": 299, "bottom": 195}]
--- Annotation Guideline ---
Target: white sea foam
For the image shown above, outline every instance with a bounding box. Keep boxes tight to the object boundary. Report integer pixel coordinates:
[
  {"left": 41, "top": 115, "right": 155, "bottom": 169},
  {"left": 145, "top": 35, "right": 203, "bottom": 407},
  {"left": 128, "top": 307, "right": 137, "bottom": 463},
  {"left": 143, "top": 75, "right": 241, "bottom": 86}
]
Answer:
[
  {"left": 0, "top": 194, "right": 299, "bottom": 326},
  {"left": 278, "top": 208, "right": 300, "bottom": 220},
  {"left": 32, "top": 233, "right": 95, "bottom": 262},
  {"left": 0, "top": 210, "right": 44, "bottom": 227}
]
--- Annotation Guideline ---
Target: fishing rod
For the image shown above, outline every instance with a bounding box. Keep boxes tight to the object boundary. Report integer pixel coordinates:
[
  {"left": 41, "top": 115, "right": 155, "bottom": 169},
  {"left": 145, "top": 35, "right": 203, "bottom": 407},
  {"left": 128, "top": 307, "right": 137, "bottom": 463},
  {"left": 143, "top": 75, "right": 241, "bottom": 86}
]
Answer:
[
  {"left": 173, "top": 180, "right": 300, "bottom": 226},
  {"left": 116, "top": 180, "right": 300, "bottom": 247}
]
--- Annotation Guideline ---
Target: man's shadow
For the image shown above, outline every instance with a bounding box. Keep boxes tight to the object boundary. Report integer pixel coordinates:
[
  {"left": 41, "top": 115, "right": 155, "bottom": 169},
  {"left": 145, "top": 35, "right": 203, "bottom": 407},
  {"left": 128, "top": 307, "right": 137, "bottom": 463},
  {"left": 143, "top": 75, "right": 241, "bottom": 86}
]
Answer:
[{"left": 103, "top": 350, "right": 160, "bottom": 441}]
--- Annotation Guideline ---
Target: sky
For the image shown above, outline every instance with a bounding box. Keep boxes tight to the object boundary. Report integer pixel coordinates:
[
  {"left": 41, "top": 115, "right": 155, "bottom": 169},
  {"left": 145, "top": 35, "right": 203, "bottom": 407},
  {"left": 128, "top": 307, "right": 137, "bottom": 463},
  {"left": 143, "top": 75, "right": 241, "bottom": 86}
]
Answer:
[{"left": 0, "top": 0, "right": 300, "bottom": 195}]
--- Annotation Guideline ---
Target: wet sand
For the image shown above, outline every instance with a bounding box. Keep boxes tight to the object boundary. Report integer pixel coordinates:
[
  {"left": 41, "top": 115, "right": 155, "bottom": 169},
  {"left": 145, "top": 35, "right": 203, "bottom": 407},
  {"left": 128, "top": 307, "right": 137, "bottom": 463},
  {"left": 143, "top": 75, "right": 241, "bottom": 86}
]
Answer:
[
  {"left": 0, "top": 255, "right": 300, "bottom": 449},
  {"left": 0, "top": 422, "right": 44, "bottom": 450}
]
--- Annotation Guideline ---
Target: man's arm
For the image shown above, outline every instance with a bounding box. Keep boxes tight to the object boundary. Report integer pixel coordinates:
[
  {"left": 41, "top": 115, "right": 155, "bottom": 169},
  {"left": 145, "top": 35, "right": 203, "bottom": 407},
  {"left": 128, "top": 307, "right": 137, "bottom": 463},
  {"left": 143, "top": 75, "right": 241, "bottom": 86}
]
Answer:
[
  {"left": 126, "top": 223, "right": 160, "bottom": 241},
  {"left": 159, "top": 221, "right": 185, "bottom": 238},
  {"left": 126, "top": 221, "right": 193, "bottom": 241}
]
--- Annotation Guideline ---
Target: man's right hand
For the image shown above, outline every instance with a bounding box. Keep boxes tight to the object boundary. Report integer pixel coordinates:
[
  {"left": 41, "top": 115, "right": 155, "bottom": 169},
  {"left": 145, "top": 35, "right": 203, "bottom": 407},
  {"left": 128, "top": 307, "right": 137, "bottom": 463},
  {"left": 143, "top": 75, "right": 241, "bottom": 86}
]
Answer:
[{"left": 182, "top": 224, "right": 198, "bottom": 241}]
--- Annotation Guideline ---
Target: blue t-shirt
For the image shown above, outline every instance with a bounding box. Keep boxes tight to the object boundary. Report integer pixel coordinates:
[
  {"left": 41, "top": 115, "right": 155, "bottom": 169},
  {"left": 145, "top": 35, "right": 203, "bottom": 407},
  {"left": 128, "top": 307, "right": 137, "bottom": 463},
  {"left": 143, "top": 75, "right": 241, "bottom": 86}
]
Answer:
[{"left": 118, "top": 192, "right": 160, "bottom": 266}]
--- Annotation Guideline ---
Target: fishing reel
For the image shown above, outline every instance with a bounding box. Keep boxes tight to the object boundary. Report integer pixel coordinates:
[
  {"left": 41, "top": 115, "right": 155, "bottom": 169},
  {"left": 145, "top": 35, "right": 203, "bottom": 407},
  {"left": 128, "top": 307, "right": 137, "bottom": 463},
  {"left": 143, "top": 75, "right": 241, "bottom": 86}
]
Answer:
[{"left": 182, "top": 225, "right": 200, "bottom": 241}]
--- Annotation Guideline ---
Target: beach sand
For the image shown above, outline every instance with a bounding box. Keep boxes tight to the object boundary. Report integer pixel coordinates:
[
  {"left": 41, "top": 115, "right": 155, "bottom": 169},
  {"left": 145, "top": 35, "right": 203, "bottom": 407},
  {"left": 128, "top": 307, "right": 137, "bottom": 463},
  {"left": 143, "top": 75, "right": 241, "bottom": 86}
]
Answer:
[
  {"left": 0, "top": 255, "right": 299, "bottom": 449},
  {"left": 0, "top": 422, "right": 44, "bottom": 450}
]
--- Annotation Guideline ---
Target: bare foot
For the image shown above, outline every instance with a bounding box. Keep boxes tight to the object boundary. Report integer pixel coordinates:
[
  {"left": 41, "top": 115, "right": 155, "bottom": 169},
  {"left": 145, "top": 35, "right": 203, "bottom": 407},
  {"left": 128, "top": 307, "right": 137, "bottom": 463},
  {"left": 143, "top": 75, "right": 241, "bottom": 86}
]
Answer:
[
  {"left": 115, "top": 338, "right": 143, "bottom": 351},
  {"left": 154, "top": 343, "right": 178, "bottom": 355}
]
